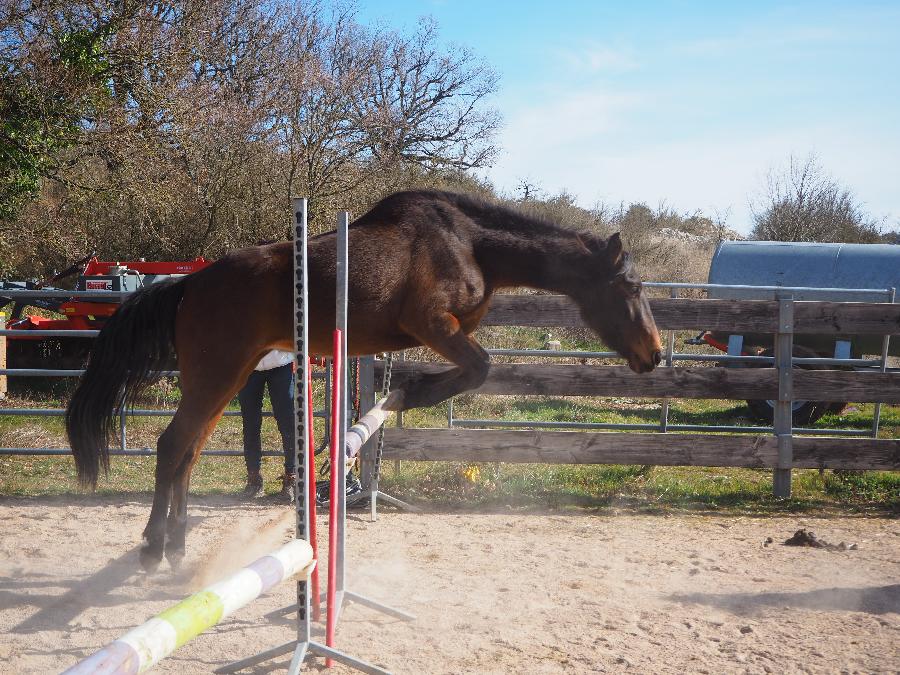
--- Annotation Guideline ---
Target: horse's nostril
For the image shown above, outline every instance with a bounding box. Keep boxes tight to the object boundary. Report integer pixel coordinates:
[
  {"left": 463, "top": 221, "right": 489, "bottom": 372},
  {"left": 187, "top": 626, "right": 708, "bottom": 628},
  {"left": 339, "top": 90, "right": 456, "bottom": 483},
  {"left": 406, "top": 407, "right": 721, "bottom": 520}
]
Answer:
[{"left": 652, "top": 350, "right": 662, "bottom": 366}]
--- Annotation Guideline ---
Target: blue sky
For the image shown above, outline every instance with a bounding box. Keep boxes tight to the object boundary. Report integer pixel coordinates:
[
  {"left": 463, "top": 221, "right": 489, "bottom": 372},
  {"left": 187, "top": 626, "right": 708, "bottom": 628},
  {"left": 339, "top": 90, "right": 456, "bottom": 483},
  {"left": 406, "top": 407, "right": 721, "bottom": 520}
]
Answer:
[{"left": 355, "top": 1, "right": 899, "bottom": 233}]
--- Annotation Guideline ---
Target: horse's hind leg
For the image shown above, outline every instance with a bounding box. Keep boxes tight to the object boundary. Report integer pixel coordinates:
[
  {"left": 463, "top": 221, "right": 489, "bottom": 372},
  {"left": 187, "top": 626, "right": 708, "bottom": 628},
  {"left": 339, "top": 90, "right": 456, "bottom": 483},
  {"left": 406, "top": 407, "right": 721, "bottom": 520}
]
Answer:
[
  {"left": 164, "top": 414, "right": 222, "bottom": 568},
  {"left": 152, "top": 338, "right": 260, "bottom": 568},
  {"left": 139, "top": 399, "right": 223, "bottom": 570},
  {"left": 386, "top": 312, "right": 490, "bottom": 410},
  {"left": 140, "top": 419, "right": 185, "bottom": 571}
]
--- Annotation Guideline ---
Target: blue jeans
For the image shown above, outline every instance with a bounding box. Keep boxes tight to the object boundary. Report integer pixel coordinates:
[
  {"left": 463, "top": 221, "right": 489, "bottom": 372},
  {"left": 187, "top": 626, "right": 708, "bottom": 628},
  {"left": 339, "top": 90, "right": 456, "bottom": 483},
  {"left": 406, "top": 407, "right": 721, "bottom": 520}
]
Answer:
[{"left": 238, "top": 363, "right": 296, "bottom": 474}]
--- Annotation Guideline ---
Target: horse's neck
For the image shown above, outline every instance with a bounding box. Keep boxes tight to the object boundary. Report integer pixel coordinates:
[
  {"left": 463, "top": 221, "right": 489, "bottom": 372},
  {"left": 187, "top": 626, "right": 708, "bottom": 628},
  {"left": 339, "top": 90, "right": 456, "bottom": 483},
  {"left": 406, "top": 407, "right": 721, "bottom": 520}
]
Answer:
[{"left": 473, "top": 223, "right": 600, "bottom": 296}]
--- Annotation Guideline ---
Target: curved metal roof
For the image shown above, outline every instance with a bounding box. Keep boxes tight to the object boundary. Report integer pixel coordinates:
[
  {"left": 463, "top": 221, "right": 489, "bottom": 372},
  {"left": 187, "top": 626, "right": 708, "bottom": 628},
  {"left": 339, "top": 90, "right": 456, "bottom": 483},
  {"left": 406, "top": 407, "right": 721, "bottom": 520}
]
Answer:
[{"left": 708, "top": 241, "right": 899, "bottom": 302}]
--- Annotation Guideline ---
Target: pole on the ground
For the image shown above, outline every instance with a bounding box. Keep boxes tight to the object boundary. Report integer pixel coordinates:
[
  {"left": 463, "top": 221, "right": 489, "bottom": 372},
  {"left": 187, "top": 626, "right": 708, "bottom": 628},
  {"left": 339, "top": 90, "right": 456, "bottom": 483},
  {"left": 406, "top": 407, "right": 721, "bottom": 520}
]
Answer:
[{"left": 66, "top": 539, "right": 314, "bottom": 675}]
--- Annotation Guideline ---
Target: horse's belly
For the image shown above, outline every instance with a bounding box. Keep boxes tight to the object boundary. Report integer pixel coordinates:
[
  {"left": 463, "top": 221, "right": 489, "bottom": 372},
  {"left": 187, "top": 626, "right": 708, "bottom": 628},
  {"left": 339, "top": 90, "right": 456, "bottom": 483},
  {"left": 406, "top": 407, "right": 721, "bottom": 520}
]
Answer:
[{"left": 307, "top": 323, "right": 419, "bottom": 358}]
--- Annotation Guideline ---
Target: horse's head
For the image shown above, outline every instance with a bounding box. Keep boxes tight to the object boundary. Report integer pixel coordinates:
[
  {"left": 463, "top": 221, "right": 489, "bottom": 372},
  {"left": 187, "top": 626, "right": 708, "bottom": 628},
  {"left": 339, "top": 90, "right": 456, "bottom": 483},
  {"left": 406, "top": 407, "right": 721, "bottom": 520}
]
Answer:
[{"left": 576, "top": 232, "right": 662, "bottom": 373}]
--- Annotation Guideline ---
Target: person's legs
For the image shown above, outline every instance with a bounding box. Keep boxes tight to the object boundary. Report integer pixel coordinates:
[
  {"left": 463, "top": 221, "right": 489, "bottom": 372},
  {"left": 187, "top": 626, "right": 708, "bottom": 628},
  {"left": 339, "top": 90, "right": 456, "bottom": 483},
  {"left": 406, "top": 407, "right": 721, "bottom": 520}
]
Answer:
[
  {"left": 238, "top": 370, "right": 266, "bottom": 495},
  {"left": 267, "top": 363, "right": 297, "bottom": 473},
  {"left": 266, "top": 363, "right": 297, "bottom": 500}
]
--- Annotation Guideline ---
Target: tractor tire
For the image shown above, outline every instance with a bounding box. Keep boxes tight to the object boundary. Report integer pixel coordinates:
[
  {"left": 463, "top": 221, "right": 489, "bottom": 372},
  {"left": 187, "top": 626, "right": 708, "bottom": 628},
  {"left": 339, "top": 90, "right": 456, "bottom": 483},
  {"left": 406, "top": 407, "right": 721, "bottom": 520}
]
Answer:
[
  {"left": 745, "top": 397, "right": 828, "bottom": 427},
  {"left": 744, "top": 345, "right": 846, "bottom": 426},
  {"left": 6, "top": 337, "right": 92, "bottom": 396}
]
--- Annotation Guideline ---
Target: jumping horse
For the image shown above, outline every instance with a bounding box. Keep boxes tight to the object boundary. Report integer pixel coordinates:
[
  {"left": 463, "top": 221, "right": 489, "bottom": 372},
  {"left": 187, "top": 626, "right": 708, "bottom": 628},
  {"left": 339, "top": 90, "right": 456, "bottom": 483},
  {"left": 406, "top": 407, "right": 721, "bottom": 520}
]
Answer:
[{"left": 66, "top": 190, "right": 662, "bottom": 570}]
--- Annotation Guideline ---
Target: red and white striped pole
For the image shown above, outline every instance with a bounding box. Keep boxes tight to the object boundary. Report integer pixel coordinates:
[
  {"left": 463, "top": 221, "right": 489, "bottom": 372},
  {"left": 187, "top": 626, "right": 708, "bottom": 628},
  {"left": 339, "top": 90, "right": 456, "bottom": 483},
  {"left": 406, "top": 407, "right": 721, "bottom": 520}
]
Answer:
[
  {"left": 326, "top": 329, "right": 344, "bottom": 666},
  {"left": 307, "top": 360, "right": 320, "bottom": 622}
]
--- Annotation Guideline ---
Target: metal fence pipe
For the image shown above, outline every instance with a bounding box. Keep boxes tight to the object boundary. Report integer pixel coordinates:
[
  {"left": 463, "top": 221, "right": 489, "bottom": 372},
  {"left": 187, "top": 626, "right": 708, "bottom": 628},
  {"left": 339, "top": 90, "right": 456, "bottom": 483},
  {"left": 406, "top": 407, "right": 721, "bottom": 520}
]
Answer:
[
  {"left": 486, "top": 348, "right": 619, "bottom": 358},
  {"left": 448, "top": 418, "right": 869, "bottom": 437},
  {"left": 0, "top": 329, "right": 100, "bottom": 337},
  {"left": 0, "top": 369, "right": 178, "bottom": 377},
  {"left": 0, "top": 289, "right": 131, "bottom": 299},
  {"left": 483, "top": 350, "right": 884, "bottom": 368},
  {"left": 1, "top": 369, "right": 86, "bottom": 377},
  {"left": 0, "top": 447, "right": 286, "bottom": 457},
  {"left": 484, "top": 349, "right": 885, "bottom": 368},
  {"left": 791, "top": 357, "right": 885, "bottom": 367},
  {"left": 672, "top": 354, "right": 770, "bottom": 364},
  {"left": 0, "top": 408, "right": 329, "bottom": 419},
  {"left": 791, "top": 427, "right": 871, "bottom": 436},
  {"left": 0, "top": 368, "right": 329, "bottom": 379},
  {"left": 645, "top": 281, "right": 894, "bottom": 297},
  {"left": 450, "top": 419, "right": 661, "bottom": 431}
]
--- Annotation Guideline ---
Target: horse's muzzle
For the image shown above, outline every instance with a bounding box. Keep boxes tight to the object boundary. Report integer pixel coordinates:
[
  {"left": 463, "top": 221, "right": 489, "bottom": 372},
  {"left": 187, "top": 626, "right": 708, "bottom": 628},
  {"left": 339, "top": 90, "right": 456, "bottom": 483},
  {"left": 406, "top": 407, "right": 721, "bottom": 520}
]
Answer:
[{"left": 627, "top": 349, "right": 662, "bottom": 373}]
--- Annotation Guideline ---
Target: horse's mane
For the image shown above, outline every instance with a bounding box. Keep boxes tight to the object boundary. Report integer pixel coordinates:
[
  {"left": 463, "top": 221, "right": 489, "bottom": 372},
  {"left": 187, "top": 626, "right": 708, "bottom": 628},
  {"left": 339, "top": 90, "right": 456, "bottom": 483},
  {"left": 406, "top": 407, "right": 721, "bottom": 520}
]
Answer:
[
  {"left": 438, "top": 190, "right": 595, "bottom": 238},
  {"left": 418, "top": 190, "right": 633, "bottom": 275}
]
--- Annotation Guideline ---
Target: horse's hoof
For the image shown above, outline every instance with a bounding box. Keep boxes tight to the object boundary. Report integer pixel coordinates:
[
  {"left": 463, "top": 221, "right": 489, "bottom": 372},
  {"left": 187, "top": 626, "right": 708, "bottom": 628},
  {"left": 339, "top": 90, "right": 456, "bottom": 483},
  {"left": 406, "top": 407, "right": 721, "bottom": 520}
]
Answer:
[
  {"left": 382, "top": 389, "right": 406, "bottom": 411},
  {"left": 165, "top": 548, "right": 185, "bottom": 570},
  {"left": 139, "top": 545, "right": 163, "bottom": 572},
  {"left": 164, "top": 536, "right": 186, "bottom": 569}
]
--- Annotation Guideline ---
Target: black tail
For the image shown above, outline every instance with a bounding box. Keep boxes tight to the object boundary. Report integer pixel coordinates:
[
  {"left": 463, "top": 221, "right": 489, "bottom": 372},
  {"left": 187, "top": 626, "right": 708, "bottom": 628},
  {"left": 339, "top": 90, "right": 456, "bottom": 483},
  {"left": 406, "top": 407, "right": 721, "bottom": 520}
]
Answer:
[{"left": 66, "top": 278, "right": 187, "bottom": 487}]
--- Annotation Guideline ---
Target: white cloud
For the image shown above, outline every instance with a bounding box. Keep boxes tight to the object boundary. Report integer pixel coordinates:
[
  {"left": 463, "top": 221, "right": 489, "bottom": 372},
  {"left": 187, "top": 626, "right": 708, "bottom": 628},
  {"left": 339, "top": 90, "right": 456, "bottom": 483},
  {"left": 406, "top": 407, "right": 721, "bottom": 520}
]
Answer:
[
  {"left": 494, "top": 87, "right": 643, "bottom": 159},
  {"left": 553, "top": 44, "right": 639, "bottom": 73},
  {"left": 676, "top": 24, "right": 841, "bottom": 58}
]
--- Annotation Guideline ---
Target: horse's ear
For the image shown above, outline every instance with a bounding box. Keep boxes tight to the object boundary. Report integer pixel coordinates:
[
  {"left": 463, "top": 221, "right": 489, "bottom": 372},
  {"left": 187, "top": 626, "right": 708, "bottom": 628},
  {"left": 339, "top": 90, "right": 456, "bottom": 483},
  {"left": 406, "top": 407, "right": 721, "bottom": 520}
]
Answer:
[
  {"left": 577, "top": 233, "right": 605, "bottom": 256},
  {"left": 576, "top": 234, "right": 593, "bottom": 255},
  {"left": 606, "top": 232, "right": 624, "bottom": 267}
]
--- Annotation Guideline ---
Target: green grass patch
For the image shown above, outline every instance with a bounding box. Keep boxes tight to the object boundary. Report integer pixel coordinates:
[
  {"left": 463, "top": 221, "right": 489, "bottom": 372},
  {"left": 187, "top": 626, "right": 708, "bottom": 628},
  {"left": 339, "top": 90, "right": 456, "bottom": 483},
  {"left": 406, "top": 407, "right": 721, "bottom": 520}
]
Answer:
[{"left": 376, "top": 462, "right": 897, "bottom": 514}]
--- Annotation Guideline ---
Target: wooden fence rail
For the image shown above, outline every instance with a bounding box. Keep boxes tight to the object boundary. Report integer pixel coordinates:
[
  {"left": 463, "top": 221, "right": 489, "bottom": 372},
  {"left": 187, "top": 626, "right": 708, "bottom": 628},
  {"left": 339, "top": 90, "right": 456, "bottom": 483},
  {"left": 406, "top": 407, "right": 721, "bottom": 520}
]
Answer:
[
  {"left": 483, "top": 295, "right": 900, "bottom": 334},
  {"left": 376, "top": 361, "right": 900, "bottom": 403},
  {"left": 380, "top": 429, "right": 900, "bottom": 471}
]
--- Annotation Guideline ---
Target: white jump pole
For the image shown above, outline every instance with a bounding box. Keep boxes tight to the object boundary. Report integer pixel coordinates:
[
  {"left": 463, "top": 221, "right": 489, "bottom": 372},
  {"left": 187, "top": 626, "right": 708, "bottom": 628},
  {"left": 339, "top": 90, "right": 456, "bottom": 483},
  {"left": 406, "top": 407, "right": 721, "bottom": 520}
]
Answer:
[
  {"left": 61, "top": 540, "right": 314, "bottom": 675},
  {"left": 345, "top": 400, "right": 392, "bottom": 461}
]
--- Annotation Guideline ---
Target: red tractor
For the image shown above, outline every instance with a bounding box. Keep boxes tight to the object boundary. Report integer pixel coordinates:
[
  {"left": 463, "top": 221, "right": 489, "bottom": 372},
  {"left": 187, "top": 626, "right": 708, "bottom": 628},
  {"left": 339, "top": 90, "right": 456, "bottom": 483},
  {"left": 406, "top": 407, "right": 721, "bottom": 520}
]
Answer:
[{"left": 1, "top": 256, "right": 211, "bottom": 371}]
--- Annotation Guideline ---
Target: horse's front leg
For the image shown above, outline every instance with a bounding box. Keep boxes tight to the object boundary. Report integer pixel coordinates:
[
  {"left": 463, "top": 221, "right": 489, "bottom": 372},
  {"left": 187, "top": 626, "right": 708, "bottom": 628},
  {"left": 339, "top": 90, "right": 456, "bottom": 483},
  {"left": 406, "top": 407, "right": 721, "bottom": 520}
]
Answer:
[{"left": 385, "top": 312, "right": 490, "bottom": 411}]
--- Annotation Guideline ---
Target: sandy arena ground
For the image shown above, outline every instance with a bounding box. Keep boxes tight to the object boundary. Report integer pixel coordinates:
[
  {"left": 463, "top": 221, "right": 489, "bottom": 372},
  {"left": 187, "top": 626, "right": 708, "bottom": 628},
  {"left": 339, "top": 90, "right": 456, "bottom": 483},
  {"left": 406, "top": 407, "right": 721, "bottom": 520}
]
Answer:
[{"left": 0, "top": 496, "right": 897, "bottom": 674}]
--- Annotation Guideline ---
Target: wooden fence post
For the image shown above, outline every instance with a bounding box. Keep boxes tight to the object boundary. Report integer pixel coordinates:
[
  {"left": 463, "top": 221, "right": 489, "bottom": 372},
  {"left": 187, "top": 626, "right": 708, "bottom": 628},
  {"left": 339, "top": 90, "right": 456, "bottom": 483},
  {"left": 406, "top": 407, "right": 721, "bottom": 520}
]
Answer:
[{"left": 773, "top": 294, "right": 794, "bottom": 498}]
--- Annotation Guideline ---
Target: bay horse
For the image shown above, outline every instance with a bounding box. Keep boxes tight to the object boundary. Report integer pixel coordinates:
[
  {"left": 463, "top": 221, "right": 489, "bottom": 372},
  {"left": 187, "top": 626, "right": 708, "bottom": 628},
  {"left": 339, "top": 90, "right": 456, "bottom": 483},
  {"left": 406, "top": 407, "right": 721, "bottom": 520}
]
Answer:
[{"left": 65, "top": 190, "right": 662, "bottom": 570}]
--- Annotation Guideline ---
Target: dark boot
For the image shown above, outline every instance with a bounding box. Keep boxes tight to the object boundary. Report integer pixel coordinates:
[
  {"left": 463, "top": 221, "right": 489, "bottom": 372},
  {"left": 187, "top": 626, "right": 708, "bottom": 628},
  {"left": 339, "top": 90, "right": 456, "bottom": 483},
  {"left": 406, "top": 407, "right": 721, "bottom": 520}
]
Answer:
[
  {"left": 315, "top": 470, "right": 362, "bottom": 507},
  {"left": 241, "top": 468, "right": 264, "bottom": 498},
  {"left": 279, "top": 473, "right": 297, "bottom": 504}
]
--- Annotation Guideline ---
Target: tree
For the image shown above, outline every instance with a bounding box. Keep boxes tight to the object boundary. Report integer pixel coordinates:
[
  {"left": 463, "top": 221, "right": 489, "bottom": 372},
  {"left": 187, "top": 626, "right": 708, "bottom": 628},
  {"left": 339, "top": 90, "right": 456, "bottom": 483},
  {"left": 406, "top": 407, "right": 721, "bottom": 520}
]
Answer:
[
  {"left": 1, "top": 2, "right": 502, "bottom": 276},
  {"left": 750, "top": 154, "right": 880, "bottom": 243},
  {"left": 359, "top": 18, "right": 500, "bottom": 171},
  {"left": 0, "top": 0, "right": 120, "bottom": 222}
]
